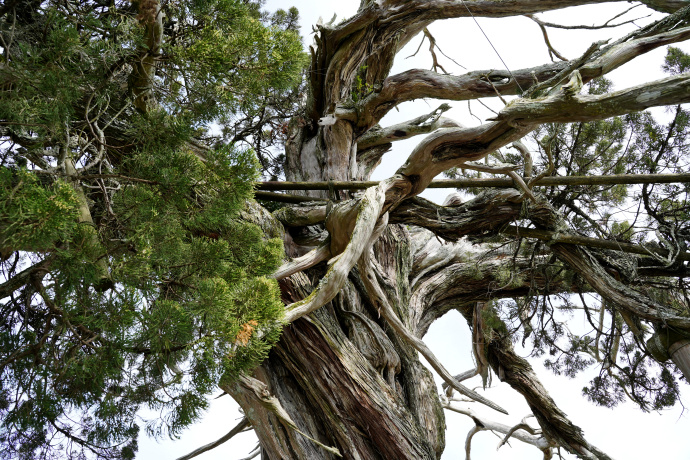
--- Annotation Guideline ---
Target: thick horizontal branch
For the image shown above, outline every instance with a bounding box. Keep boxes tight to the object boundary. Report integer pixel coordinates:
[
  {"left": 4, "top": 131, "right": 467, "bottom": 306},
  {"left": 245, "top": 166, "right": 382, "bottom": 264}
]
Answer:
[
  {"left": 501, "top": 225, "right": 690, "bottom": 262},
  {"left": 355, "top": 65, "right": 565, "bottom": 126},
  {"left": 257, "top": 173, "right": 690, "bottom": 191},
  {"left": 490, "top": 72, "right": 690, "bottom": 125},
  {"left": 348, "top": 18, "right": 690, "bottom": 128},
  {"left": 398, "top": 71, "right": 690, "bottom": 189},
  {"left": 390, "top": 191, "right": 523, "bottom": 242}
]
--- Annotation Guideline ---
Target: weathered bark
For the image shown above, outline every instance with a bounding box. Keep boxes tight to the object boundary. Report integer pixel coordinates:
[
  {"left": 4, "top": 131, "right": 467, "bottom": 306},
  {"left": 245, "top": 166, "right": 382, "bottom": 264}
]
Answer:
[
  {"left": 229, "top": 2, "right": 690, "bottom": 460},
  {"left": 669, "top": 341, "right": 690, "bottom": 381}
]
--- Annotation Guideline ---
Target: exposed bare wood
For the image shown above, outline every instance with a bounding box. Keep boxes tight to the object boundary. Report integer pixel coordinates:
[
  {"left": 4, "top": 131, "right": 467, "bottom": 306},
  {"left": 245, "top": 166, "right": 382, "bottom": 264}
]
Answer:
[
  {"left": 357, "top": 103, "right": 461, "bottom": 150},
  {"left": 442, "top": 402, "right": 551, "bottom": 451},
  {"left": 273, "top": 242, "right": 332, "bottom": 281}
]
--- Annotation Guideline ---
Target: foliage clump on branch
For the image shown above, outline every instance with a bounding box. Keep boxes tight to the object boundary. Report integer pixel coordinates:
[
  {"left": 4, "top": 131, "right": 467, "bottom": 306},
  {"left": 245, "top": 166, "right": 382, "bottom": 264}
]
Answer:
[{"left": 0, "top": 1, "right": 303, "bottom": 458}]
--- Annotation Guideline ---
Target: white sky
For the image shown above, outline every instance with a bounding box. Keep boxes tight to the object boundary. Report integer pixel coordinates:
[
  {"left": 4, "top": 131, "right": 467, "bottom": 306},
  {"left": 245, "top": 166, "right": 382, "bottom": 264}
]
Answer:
[{"left": 138, "top": 2, "right": 690, "bottom": 459}]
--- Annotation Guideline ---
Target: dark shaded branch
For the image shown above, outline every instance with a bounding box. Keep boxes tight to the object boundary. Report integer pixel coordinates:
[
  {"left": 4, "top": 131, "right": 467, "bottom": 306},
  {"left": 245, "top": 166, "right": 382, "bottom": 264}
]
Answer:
[
  {"left": 456, "top": 304, "right": 612, "bottom": 459},
  {"left": 389, "top": 190, "right": 523, "bottom": 241},
  {"left": 501, "top": 225, "right": 690, "bottom": 262},
  {"left": 0, "top": 257, "right": 52, "bottom": 299}
]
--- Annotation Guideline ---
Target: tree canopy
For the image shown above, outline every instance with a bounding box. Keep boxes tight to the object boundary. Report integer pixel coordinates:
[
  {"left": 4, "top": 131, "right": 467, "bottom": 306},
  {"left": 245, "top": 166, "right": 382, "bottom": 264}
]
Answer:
[
  {"left": 3, "top": 1, "right": 690, "bottom": 460},
  {"left": 0, "top": 1, "right": 303, "bottom": 458}
]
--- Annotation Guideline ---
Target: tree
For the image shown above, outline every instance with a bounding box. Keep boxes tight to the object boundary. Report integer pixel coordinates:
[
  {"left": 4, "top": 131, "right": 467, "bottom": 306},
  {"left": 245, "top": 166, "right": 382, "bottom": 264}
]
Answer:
[
  {"left": 3, "top": 1, "right": 690, "bottom": 460},
  {"left": 0, "top": 1, "right": 303, "bottom": 458}
]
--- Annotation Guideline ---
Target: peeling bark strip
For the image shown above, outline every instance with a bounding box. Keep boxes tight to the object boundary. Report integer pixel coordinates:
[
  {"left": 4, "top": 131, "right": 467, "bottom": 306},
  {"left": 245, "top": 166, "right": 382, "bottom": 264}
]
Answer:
[
  {"left": 223, "top": 376, "right": 342, "bottom": 457},
  {"left": 228, "top": 2, "right": 690, "bottom": 460}
]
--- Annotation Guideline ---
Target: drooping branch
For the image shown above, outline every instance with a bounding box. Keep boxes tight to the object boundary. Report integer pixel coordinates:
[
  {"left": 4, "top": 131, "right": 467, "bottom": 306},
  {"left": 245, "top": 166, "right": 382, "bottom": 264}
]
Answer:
[
  {"left": 454, "top": 307, "right": 613, "bottom": 460},
  {"left": 0, "top": 257, "right": 52, "bottom": 299},
  {"left": 175, "top": 417, "right": 251, "bottom": 460},
  {"left": 529, "top": 14, "right": 569, "bottom": 61}
]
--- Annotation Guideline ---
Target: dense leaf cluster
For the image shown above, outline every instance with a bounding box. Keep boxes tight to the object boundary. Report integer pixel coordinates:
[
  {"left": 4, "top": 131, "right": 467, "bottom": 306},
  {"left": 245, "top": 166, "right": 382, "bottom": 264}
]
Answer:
[{"left": 0, "top": 1, "right": 304, "bottom": 458}]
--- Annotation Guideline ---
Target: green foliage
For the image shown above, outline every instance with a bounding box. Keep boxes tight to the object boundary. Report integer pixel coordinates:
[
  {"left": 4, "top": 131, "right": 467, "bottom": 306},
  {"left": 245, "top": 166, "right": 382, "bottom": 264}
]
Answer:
[
  {"left": 0, "top": 1, "right": 303, "bottom": 458},
  {"left": 662, "top": 46, "right": 690, "bottom": 74},
  {"left": 0, "top": 168, "right": 80, "bottom": 252},
  {"left": 351, "top": 66, "right": 374, "bottom": 103},
  {"left": 0, "top": 144, "right": 285, "bottom": 459},
  {"left": 162, "top": 0, "right": 306, "bottom": 124},
  {"left": 610, "top": 220, "right": 633, "bottom": 242}
]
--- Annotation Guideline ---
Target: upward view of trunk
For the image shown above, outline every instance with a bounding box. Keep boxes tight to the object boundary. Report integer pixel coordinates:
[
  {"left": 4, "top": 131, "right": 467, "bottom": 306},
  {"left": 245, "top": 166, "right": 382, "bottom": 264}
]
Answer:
[{"left": 225, "top": 2, "right": 690, "bottom": 459}]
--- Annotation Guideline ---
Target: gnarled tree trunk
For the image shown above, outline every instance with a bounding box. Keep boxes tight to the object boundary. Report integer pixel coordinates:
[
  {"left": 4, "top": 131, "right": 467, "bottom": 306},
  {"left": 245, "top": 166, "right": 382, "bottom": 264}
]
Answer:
[{"left": 225, "top": 2, "right": 690, "bottom": 459}]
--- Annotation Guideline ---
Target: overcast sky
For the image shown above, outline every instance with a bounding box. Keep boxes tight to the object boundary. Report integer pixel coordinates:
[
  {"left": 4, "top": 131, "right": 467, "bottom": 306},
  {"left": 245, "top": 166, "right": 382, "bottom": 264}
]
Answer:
[{"left": 139, "top": 2, "right": 690, "bottom": 459}]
